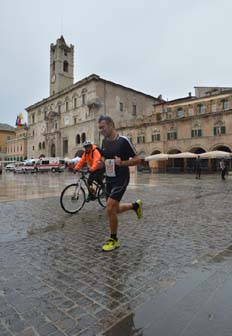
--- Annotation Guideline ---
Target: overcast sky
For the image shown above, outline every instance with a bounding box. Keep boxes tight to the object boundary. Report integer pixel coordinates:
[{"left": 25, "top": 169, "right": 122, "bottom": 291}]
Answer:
[{"left": 1, "top": 0, "right": 232, "bottom": 126}]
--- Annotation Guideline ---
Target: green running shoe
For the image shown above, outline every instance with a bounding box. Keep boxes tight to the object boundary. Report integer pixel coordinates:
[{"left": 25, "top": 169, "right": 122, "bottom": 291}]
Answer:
[
  {"left": 102, "top": 238, "right": 120, "bottom": 252},
  {"left": 135, "top": 200, "right": 143, "bottom": 219}
]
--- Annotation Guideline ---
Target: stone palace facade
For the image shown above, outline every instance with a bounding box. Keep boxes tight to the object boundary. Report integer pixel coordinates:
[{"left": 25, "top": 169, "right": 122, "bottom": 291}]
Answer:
[
  {"left": 26, "top": 36, "right": 161, "bottom": 159},
  {"left": 26, "top": 36, "right": 232, "bottom": 172}
]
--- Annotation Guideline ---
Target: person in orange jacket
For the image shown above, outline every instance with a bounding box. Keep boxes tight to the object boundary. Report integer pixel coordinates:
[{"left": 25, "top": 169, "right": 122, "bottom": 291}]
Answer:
[{"left": 75, "top": 140, "right": 104, "bottom": 201}]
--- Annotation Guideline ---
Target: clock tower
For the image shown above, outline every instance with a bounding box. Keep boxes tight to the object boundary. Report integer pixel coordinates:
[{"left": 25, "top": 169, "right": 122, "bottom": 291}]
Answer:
[{"left": 50, "top": 36, "right": 74, "bottom": 96}]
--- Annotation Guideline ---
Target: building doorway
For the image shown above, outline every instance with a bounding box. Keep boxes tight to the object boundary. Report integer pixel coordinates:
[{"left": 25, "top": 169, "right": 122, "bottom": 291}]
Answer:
[{"left": 51, "top": 144, "right": 56, "bottom": 157}]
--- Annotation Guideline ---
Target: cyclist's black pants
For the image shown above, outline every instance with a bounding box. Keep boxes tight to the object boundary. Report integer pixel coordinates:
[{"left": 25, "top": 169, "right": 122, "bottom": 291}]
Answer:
[{"left": 88, "top": 169, "right": 104, "bottom": 187}]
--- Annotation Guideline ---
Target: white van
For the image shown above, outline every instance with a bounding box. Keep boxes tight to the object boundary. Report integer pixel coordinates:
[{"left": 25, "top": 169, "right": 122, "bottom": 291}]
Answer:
[
  {"left": 14, "top": 160, "right": 38, "bottom": 173},
  {"left": 35, "top": 158, "right": 65, "bottom": 173}
]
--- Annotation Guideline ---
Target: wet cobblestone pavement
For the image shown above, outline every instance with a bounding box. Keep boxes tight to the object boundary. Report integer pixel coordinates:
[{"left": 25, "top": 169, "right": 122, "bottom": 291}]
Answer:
[{"left": 0, "top": 171, "right": 232, "bottom": 335}]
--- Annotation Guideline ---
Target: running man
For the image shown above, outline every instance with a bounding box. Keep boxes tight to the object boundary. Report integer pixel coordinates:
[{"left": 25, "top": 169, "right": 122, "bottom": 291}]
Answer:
[{"left": 98, "top": 115, "right": 143, "bottom": 252}]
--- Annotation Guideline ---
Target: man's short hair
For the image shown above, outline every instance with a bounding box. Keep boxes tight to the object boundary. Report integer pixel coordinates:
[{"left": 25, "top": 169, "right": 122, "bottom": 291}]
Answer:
[{"left": 98, "top": 115, "right": 115, "bottom": 127}]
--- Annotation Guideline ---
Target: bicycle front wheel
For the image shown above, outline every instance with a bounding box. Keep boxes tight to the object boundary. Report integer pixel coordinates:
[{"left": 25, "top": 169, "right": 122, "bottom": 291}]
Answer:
[
  {"left": 97, "top": 185, "right": 107, "bottom": 208},
  {"left": 60, "top": 184, "right": 86, "bottom": 214}
]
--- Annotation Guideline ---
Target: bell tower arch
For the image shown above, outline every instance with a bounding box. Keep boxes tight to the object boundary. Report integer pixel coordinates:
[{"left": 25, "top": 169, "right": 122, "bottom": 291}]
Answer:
[{"left": 50, "top": 35, "right": 74, "bottom": 95}]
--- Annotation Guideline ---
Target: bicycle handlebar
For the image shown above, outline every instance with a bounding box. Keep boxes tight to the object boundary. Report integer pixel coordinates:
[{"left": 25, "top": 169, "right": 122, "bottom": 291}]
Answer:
[{"left": 75, "top": 168, "right": 90, "bottom": 175}]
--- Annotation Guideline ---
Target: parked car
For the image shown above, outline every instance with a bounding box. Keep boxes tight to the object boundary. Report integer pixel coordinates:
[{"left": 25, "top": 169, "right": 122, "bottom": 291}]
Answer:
[{"left": 5, "top": 163, "right": 15, "bottom": 172}]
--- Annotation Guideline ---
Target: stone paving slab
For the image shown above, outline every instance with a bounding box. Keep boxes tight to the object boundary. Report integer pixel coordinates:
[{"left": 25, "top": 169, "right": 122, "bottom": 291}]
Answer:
[{"left": 0, "top": 173, "right": 232, "bottom": 335}]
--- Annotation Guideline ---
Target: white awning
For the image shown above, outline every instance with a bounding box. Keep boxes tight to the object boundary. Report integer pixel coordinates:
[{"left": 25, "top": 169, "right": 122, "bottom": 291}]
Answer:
[
  {"left": 145, "top": 153, "right": 169, "bottom": 161},
  {"left": 199, "top": 151, "right": 232, "bottom": 159},
  {"left": 168, "top": 152, "right": 198, "bottom": 159}
]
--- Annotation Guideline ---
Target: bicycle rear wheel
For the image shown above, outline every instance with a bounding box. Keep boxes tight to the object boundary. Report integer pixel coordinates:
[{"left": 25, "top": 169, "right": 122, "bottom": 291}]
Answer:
[
  {"left": 60, "top": 184, "right": 86, "bottom": 214},
  {"left": 97, "top": 185, "right": 107, "bottom": 208}
]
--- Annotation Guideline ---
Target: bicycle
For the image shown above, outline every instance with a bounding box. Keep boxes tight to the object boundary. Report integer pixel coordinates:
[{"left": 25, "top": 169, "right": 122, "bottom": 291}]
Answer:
[{"left": 60, "top": 169, "right": 106, "bottom": 214}]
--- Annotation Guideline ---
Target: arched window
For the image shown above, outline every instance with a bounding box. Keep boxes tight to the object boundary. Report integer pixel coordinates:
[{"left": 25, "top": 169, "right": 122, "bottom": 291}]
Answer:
[
  {"left": 197, "top": 104, "right": 205, "bottom": 114},
  {"left": 76, "top": 134, "right": 81, "bottom": 144},
  {"left": 82, "top": 94, "right": 86, "bottom": 105},
  {"left": 57, "top": 103, "right": 61, "bottom": 114},
  {"left": 137, "top": 133, "right": 145, "bottom": 144},
  {"left": 81, "top": 88, "right": 87, "bottom": 105},
  {"left": 213, "top": 121, "right": 226, "bottom": 136},
  {"left": 152, "top": 129, "right": 161, "bottom": 141},
  {"left": 73, "top": 97, "right": 78, "bottom": 109},
  {"left": 65, "top": 97, "right": 70, "bottom": 112},
  {"left": 222, "top": 99, "right": 229, "bottom": 110},
  {"left": 39, "top": 142, "right": 42, "bottom": 150},
  {"left": 176, "top": 108, "right": 184, "bottom": 118},
  {"left": 66, "top": 101, "right": 69, "bottom": 112},
  {"left": 167, "top": 127, "right": 177, "bottom": 140},
  {"left": 63, "top": 61, "right": 68, "bottom": 72},
  {"left": 81, "top": 133, "right": 86, "bottom": 143},
  {"left": 191, "top": 122, "right": 202, "bottom": 138},
  {"left": 191, "top": 129, "right": 202, "bottom": 137}
]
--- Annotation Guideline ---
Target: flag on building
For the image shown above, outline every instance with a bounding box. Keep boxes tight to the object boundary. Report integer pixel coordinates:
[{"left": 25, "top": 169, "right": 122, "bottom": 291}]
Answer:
[{"left": 15, "top": 113, "right": 24, "bottom": 126}]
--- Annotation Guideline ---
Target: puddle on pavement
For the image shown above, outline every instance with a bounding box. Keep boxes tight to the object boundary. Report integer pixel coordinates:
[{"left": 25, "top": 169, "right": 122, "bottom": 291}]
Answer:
[
  {"left": 103, "top": 312, "right": 143, "bottom": 336},
  {"left": 127, "top": 245, "right": 232, "bottom": 335},
  {"left": 104, "top": 269, "right": 214, "bottom": 336},
  {"left": 27, "top": 209, "right": 106, "bottom": 236},
  {"left": 103, "top": 244, "right": 232, "bottom": 336},
  {"left": 0, "top": 221, "right": 66, "bottom": 242}
]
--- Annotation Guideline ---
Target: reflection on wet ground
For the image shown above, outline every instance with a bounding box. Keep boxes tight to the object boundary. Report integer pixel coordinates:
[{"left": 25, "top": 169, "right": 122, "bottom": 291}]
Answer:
[
  {"left": 132, "top": 251, "right": 232, "bottom": 336},
  {"left": 1, "top": 171, "right": 232, "bottom": 335},
  {"left": 0, "top": 171, "right": 72, "bottom": 202},
  {"left": 0, "top": 170, "right": 229, "bottom": 202}
]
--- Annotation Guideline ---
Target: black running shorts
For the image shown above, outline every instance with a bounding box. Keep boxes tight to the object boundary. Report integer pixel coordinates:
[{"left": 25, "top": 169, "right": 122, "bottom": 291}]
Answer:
[{"left": 106, "top": 175, "right": 130, "bottom": 202}]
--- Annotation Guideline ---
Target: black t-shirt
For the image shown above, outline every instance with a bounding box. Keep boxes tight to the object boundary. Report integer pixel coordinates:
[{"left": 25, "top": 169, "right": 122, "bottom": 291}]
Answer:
[{"left": 101, "top": 135, "right": 137, "bottom": 178}]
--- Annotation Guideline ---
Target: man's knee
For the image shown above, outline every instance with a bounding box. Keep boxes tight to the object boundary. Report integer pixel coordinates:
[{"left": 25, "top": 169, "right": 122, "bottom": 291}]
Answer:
[{"left": 106, "top": 200, "right": 118, "bottom": 216}]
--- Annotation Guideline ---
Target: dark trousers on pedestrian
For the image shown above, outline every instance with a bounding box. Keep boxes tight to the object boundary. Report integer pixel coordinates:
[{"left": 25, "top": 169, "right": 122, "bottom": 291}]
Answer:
[
  {"left": 221, "top": 168, "right": 226, "bottom": 180},
  {"left": 196, "top": 168, "right": 201, "bottom": 179}
]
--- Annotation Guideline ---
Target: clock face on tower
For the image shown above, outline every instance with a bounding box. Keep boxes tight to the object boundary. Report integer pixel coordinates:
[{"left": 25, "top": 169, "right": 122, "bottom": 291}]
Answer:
[{"left": 51, "top": 74, "right": 56, "bottom": 83}]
